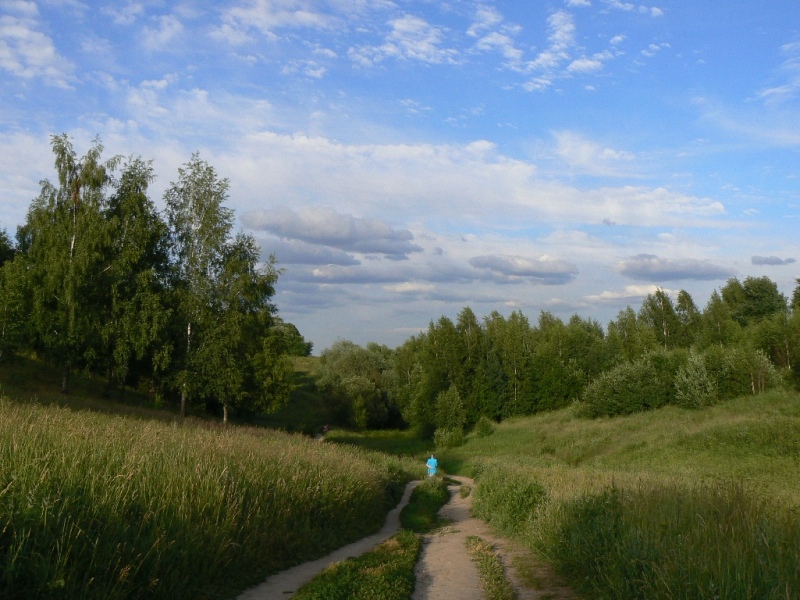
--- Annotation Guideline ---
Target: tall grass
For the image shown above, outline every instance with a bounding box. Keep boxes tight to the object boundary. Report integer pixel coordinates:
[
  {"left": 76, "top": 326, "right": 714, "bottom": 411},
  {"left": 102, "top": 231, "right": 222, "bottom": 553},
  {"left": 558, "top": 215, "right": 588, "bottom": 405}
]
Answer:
[
  {"left": 451, "top": 390, "right": 800, "bottom": 599},
  {"left": 0, "top": 399, "right": 412, "bottom": 599}
]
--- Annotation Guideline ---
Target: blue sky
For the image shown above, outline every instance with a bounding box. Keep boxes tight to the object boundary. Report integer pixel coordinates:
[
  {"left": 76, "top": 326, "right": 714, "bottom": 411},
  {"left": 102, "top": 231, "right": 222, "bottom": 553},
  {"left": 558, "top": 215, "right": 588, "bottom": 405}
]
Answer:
[{"left": 1, "top": 0, "right": 799, "bottom": 352}]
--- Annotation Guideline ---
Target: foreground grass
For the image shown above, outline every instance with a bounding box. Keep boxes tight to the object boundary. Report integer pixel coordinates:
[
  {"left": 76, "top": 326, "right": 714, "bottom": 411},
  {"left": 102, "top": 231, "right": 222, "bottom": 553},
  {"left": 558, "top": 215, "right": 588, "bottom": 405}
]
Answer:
[
  {"left": 292, "top": 529, "right": 420, "bottom": 600},
  {"left": 445, "top": 389, "right": 800, "bottom": 599},
  {"left": 0, "top": 398, "right": 417, "bottom": 599},
  {"left": 465, "top": 536, "right": 517, "bottom": 600}
]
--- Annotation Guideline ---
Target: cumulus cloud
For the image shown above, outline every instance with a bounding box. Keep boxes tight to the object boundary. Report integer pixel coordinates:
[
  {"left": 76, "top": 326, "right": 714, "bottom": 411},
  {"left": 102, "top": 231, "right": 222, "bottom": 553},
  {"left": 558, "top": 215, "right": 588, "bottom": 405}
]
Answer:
[
  {"left": 469, "top": 254, "right": 578, "bottom": 285},
  {"left": 616, "top": 254, "right": 734, "bottom": 281},
  {"left": 0, "top": 11, "right": 74, "bottom": 86},
  {"left": 260, "top": 237, "right": 359, "bottom": 266},
  {"left": 242, "top": 206, "right": 423, "bottom": 259},
  {"left": 584, "top": 284, "right": 667, "bottom": 303},
  {"left": 751, "top": 255, "right": 797, "bottom": 266}
]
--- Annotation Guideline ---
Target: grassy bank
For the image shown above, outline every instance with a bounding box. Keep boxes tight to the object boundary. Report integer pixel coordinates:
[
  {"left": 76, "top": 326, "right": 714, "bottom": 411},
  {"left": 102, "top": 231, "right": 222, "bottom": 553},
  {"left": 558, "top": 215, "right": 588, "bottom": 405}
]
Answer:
[
  {"left": 445, "top": 389, "right": 800, "bottom": 599},
  {"left": 0, "top": 398, "right": 416, "bottom": 599}
]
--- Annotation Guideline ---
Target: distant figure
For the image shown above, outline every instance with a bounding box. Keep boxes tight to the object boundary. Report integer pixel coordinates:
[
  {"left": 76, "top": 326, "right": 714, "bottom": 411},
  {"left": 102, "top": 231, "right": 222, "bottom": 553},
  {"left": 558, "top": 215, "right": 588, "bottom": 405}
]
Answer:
[
  {"left": 426, "top": 454, "right": 438, "bottom": 477},
  {"left": 322, "top": 424, "right": 330, "bottom": 435}
]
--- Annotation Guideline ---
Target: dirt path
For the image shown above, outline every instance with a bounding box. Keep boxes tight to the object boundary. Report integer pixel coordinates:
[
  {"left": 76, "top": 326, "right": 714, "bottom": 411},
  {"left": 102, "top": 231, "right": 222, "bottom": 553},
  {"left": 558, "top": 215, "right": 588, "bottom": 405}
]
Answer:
[
  {"left": 412, "top": 475, "right": 576, "bottom": 600},
  {"left": 236, "top": 479, "right": 420, "bottom": 599}
]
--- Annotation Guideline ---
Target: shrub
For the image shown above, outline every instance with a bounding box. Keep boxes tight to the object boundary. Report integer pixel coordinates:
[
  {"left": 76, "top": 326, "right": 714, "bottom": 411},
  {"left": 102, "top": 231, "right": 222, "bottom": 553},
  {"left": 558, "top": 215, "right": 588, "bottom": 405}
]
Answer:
[
  {"left": 434, "top": 426, "right": 464, "bottom": 449},
  {"left": 674, "top": 351, "right": 718, "bottom": 408},
  {"left": 702, "top": 344, "right": 782, "bottom": 400},
  {"left": 473, "top": 415, "right": 495, "bottom": 438},
  {"left": 579, "top": 349, "right": 688, "bottom": 418}
]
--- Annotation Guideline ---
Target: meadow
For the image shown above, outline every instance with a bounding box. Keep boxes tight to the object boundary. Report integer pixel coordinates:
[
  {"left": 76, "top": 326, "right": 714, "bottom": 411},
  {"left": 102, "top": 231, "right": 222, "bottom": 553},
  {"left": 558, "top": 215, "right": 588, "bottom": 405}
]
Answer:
[
  {"left": 0, "top": 395, "right": 421, "bottom": 599},
  {"left": 442, "top": 389, "right": 800, "bottom": 599}
]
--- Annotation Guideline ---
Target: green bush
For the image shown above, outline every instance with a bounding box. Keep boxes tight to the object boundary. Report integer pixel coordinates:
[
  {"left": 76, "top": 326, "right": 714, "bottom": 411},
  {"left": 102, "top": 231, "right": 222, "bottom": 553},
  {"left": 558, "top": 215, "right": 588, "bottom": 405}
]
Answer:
[
  {"left": 579, "top": 349, "right": 688, "bottom": 417},
  {"left": 702, "top": 344, "right": 782, "bottom": 400},
  {"left": 674, "top": 351, "right": 718, "bottom": 408},
  {"left": 473, "top": 415, "right": 495, "bottom": 438},
  {"left": 434, "top": 426, "right": 464, "bottom": 449}
]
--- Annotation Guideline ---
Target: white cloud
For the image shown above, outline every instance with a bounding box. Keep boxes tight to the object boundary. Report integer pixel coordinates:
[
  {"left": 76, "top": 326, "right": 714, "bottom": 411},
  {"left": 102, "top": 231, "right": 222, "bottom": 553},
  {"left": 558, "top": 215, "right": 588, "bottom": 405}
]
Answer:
[
  {"left": 102, "top": 3, "right": 145, "bottom": 25},
  {"left": 213, "top": 0, "right": 335, "bottom": 44},
  {"left": 584, "top": 284, "right": 664, "bottom": 302},
  {"left": 553, "top": 131, "right": 635, "bottom": 176},
  {"left": 141, "top": 14, "right": 184, "bottom": 51},
  {"left": 0, "top": 13, "right": 74, "bottom": 86},
  {"left": 349, "top": 14, "right": 459, "bottom": 66}
]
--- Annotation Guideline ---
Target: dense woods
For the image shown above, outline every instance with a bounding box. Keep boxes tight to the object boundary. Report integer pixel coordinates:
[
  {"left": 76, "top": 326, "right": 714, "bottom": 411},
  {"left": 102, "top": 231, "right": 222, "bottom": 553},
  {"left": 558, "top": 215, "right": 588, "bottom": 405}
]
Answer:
[
  {"left": 318, "top": 276, "right": 800, "bottom": 437},
  {"left": 0, "top": 135, "right": 310, "bottom": 420}
]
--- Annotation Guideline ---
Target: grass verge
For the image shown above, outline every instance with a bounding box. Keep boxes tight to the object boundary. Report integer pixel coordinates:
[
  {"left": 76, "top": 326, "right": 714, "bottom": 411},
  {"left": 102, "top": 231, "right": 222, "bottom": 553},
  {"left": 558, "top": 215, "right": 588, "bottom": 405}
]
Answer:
[
  {"left": 465, "top": 536, "right": 517, "bottom": 600},
  {"left": 292, "top": 529, "right": 420, "bottom": 600},
  {"left": 400, "top": 475, "right": 450, "bottom": 533}
]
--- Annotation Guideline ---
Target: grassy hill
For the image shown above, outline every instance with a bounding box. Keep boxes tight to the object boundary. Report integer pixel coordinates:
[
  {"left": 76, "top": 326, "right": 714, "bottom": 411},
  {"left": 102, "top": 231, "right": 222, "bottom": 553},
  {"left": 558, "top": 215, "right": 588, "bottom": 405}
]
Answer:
[{"left": 438, "top": 389, "right": 800, "bottom": 599}]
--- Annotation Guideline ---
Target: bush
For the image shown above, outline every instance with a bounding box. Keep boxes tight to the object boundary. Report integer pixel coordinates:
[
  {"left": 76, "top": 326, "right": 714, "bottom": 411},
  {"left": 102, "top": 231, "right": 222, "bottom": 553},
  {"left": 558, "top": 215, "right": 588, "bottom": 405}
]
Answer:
[
  {"left": 702, "top": 344, "right": 782, "bottom": 400},
  {"left": 674, "top": 351, "right": 718, "bottom": 408},
  {"left": 579, "top": 349, "right": 688, "bottom": 418},
  {"left": 473, "top": 416, "right": 495, "bottom": 438},
  {"left": 434, "top": 426, "right": 464, "bottom": 449}
]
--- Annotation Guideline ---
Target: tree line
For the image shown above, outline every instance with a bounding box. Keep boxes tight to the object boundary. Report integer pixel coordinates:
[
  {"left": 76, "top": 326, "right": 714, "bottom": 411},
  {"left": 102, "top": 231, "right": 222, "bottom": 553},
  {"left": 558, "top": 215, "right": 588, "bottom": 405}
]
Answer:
[
  {"left": 0, "top": 135, "right": 311, "bottom": 421},
  {"left": 317, "top": 276, "right": 800, "bottom": 439}
]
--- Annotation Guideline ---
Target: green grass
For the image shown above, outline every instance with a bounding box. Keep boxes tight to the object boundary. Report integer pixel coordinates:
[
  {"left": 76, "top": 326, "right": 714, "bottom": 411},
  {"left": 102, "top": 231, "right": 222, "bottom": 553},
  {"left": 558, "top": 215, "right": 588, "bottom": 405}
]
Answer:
[
  {"left": 0, "top": 398, "right": 415, "bottom": 599},
  {"left": 465, "top": 536, "right": 517, "bottom": 600},
  {"left": 326, "top": 428, "right": 434, "bottom": 458},
  {"left": 399, "top": 476, "right": 450, "bottom": 533},
  {"left": 292, "top": 529, "right": 421, "bottom": 600},
  {"left": 442, "top": 389, "right": 800, "bottom": 599}
]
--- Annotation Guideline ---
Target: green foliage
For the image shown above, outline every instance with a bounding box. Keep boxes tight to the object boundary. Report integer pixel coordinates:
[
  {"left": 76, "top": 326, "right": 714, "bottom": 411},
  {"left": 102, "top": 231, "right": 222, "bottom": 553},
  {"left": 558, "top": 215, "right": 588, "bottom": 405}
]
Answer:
[
  {"left": 435, "top": 385, "right": 466, "bottom": 430},
  {"left": 674, "top": 351, "right": 717, "bottom": 408},
  {"left": 434, "top": 426, "right": 465, "bottom": 449},
  {"left": 473, "top": 415, "right": 495, "bottom": 438},
  {"left": 465, "top": 536, "right": 517, "bottom": 600},
  {"left": 399, "top": 476, "right": 450, "bottom": 533},
  {"left": 546, "top": 482, "right": 800, "bottom": 599},
  {"left": 0, "top": 399, "right": 409, "bottom": 599},
  {"left": 292, "top": 530, "right": 420, "bottom": 600},
  {"left": 317, "top": 340, "right": 397, "bottom": 430},
  {"left": 471, "top": 467, "right": 546, "bottom": 535},
  {"left": 579, "top": 349, "right": 687, "bottom": 417}
]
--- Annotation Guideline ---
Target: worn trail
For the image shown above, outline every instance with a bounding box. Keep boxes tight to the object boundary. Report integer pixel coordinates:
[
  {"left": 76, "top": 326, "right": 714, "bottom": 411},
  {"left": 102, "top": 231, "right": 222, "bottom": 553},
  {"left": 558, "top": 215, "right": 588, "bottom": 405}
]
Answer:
[
  {"left": 237, "top": 479, "right": 419, "bottom": 599},
  {"left": 412, "top": 475, "right": 576, "bottom": 600}
]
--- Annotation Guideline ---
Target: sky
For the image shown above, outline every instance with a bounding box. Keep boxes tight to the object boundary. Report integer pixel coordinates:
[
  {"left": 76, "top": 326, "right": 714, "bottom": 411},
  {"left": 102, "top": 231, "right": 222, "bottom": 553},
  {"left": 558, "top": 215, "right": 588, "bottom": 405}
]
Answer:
[{"left": 1, "top": 0, "right": 799, "bottom": 352}]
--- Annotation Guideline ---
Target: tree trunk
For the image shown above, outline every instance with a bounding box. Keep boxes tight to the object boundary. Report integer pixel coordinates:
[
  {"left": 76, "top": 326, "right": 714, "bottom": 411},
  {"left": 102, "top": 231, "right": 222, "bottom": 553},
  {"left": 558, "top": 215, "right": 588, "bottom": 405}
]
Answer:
[
  {"left": 181, "top": 321, "right": 192, "bottom": 419},
  {"left": 61, "top": 361, "right": 70, "bottom": 394},
  {"left": 223, "top": 403, "right": 229, "bottom": 424}
]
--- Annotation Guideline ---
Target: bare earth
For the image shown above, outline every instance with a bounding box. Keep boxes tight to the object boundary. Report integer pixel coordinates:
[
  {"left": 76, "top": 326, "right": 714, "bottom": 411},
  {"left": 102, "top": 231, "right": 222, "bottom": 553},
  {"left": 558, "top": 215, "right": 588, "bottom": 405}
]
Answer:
[
  {"left": 237, "top": 475, "right": 576, "bottom": 600},
  {"left": 413, "top": 475, "right": 576, "bottom": 600}
]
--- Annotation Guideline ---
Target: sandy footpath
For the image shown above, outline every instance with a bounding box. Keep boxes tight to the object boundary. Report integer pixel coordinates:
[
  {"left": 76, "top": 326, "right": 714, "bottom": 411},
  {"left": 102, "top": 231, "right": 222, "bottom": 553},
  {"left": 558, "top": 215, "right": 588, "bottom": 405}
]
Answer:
[
  {"left": 236, "top": 479, "right": 419, "bottom": 599},
  {"left": 237, "top": 475, "right": 576, "bottom": 600},
  {"left": 412, "top": 475, "right": 576, "bottom": 600}
]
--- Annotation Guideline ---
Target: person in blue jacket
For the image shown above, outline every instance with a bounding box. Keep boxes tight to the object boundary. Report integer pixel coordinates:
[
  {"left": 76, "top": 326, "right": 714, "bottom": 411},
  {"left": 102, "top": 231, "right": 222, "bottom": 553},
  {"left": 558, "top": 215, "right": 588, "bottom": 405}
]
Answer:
[{"left": 426, "top": 454, "right": 438, "bottom": 477}]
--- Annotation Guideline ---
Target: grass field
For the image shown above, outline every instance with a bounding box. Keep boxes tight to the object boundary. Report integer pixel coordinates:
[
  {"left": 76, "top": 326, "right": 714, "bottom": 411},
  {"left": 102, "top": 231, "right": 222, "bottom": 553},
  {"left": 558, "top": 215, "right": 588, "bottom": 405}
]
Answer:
[
  {"left": 443, "top": 389, "right": 800, "bottom": 599},
  {"left": 0, "top": 355, "right": 424, "bottom": 599}
]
